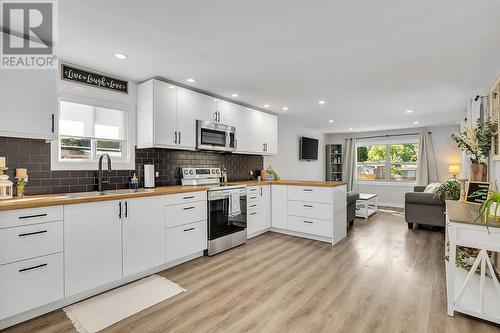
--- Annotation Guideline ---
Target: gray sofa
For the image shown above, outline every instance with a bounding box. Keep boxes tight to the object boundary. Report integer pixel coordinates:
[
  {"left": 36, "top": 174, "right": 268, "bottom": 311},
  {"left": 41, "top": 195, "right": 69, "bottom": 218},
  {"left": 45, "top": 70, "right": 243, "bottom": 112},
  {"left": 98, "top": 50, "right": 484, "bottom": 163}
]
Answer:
[
  {"left": 404, "top": 185, "right": 445, "bottom": 229},
  {"left": 347, "top": 192, "right": 360, "bottom": 226}
]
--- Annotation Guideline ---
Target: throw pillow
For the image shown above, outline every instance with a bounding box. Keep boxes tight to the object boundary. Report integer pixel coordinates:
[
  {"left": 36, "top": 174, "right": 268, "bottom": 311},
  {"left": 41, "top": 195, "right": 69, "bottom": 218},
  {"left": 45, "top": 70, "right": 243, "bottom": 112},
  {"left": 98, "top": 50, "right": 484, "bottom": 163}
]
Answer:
[{"left": 424, "top": 183, "right": 441, "bottom": 193}]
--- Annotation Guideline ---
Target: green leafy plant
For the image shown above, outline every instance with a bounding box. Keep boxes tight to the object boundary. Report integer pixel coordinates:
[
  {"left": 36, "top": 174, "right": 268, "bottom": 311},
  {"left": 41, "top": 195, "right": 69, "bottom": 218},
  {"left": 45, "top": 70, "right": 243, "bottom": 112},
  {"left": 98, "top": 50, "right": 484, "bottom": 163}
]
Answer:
[
  {"left": 451, "top": 119, "right": 497, "bottom": 163},
  {"left": 434, "top": 179, "right": 460, "bottom": 200},
  {"left": 474, "top": 189, "right": 500, "bottom": 228}
]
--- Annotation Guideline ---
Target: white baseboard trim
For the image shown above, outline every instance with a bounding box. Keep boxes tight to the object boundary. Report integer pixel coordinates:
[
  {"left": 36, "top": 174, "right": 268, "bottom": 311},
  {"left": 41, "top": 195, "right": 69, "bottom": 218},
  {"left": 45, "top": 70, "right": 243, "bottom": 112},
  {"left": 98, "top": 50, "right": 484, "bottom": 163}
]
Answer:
[
  {"left": 0, "top": 252, "right": 204, "bottom": 330},
  {"left": 269, "top": 227, "right": 333, "bottom": 244}
]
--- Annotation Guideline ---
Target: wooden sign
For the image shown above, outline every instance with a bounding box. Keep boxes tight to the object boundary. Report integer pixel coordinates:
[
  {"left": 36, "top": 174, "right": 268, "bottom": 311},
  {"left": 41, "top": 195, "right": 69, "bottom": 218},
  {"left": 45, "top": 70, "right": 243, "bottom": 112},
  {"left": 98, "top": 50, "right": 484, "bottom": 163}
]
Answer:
[
  {"left": 61, "top": 64, "right": 128, "bottom": 94},
  {"left": 465, "top": 181, "right": 492, "bottom": 205}
]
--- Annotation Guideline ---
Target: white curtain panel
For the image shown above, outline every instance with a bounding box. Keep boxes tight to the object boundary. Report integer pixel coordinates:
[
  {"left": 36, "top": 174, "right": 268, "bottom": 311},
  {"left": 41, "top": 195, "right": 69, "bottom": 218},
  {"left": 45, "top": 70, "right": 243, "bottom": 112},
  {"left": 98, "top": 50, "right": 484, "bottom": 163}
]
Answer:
[
  {"left": 416, "top": 132, "right": 438, "bottom": 185},
  {"left": 343, "top": 138, "right": 357, "bottom": 192}
]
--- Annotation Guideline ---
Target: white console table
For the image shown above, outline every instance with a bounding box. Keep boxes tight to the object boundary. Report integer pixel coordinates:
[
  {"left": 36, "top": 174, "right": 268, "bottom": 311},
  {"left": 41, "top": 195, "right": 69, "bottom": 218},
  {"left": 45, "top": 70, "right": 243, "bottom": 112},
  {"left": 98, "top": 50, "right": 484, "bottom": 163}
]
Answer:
[{"left": 445, "top": 200, "right": 500, "bottom": 324}]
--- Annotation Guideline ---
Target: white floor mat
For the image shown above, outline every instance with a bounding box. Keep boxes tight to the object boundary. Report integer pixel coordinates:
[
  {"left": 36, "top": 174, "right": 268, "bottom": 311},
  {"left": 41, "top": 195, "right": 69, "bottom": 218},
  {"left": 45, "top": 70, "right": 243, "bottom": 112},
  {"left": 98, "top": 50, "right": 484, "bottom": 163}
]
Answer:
[{"left": 64, "top": 275, "right": 185, "bottom": 333}]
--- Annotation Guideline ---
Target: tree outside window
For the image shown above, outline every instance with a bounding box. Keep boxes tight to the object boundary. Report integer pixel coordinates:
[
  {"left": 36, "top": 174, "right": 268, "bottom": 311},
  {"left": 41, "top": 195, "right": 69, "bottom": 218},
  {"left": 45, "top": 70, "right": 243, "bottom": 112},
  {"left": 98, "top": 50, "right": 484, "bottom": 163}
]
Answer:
[{"left": 357, "top": 143, "right": 418, "bottom": 182}]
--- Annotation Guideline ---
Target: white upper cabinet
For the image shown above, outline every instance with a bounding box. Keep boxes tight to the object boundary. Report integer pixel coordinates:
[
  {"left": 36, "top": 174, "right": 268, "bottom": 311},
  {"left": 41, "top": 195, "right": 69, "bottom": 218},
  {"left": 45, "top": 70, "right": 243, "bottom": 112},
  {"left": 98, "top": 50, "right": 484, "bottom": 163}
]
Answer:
[
  {"left": 0, "top": 69, "right": 57, "bottom": 140},
  {"left": 176, "top": 87, "right": 215, "bottom": 149},
  {"left": 137, "top": 79, "right": 278, "bottom": 155}
]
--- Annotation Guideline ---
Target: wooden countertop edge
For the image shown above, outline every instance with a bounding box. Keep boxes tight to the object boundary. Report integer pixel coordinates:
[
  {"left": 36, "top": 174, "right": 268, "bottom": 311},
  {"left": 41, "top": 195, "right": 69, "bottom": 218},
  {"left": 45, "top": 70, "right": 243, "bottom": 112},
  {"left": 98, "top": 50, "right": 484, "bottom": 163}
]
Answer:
[
  {"left": 0, "top": 186, "right": 209, "bottom": 212},
  {"left": 0, "top": 180, "right": 346, "bottom": 212},
  {"left": 225, "top": 180, "right": 347, "bottom": 187}
]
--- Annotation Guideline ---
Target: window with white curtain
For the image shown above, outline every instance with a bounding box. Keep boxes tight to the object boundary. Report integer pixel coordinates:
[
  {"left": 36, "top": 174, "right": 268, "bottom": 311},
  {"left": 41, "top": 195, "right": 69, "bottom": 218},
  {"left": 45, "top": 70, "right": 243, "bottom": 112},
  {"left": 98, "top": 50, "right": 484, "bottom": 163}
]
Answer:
[
  {"left": 356, "top": 135, "right": 419, "bottom": 183},
  {"left": 52, "top": 94, "right": 134, "bottom": 170}
]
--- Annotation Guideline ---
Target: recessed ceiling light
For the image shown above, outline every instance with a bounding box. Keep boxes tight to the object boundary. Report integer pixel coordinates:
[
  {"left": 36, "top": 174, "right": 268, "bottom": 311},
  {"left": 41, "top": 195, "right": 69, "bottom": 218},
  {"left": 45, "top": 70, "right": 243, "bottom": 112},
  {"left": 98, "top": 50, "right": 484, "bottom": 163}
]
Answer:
[
  {"left": 405, "top": 110, "right": 414, "bottom": 114},
  {"left": 282, "top": 106, "right": 288, "bottom": 111},
  {"left": 348, "top": 128, "right": 353, "bottom": 131},
  {"left": 114, "top": 53, "right": 128, "bottom": 60},
  {"left": 168, "top": 85, "right": 175, "bottom": 89},
  {"left": 319, "top": 100, "right": 326, "bottom": 105},
  {"left": 264, "top": 104, "right": 270, "bottom": 108},
  {"left": 186, "top": 78, "right": 196, "bottom": 83},
  {"left": 231, "top": 94, "right": 238, "bottom": 97},
  {"left": 413, "top": 121, "right": 419, "bottom": 125},
  {"left": 328, "top": 119, "right": 334, "bottom": 123}
]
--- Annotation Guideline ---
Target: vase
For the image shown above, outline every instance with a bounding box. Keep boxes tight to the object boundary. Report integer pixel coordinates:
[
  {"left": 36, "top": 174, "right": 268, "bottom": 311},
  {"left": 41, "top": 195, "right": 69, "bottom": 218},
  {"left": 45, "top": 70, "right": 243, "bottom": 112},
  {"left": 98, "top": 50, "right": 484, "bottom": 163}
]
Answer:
[
  {"left": 16, "top": 186, "right": 24, "bottom": 198},
  {"left": 470, "top": 163, "right": 487, "bottom": 182}
]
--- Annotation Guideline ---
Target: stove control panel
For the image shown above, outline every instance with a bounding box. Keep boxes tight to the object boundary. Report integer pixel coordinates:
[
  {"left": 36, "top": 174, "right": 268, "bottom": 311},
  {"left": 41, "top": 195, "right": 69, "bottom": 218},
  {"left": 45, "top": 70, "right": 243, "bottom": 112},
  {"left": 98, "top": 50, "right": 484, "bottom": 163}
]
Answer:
[{"left": 181, "top": 168, "right": 221, "bottom": 179}]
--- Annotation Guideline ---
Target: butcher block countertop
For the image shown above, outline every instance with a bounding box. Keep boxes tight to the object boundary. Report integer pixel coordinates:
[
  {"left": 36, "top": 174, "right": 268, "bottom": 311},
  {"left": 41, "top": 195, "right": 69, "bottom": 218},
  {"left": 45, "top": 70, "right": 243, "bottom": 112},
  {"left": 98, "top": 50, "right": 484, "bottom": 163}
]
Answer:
[
  {"left": 225, "top": 180, "right": 346, "bottom": 187},
  {"left": 0, "top": 186, "right": 209, "bottom": 212},
  {"left": 0, "top": 180, "right": 345, "bottom": 212}
]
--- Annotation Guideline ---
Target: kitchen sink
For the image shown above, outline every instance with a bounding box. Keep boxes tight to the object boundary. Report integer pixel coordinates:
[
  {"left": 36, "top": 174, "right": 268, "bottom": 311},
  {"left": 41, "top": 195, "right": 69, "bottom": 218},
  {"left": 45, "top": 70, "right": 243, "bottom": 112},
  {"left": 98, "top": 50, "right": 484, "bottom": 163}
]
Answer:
[{"left": 64, "top": 188, "right": 154, "bottom": 198}]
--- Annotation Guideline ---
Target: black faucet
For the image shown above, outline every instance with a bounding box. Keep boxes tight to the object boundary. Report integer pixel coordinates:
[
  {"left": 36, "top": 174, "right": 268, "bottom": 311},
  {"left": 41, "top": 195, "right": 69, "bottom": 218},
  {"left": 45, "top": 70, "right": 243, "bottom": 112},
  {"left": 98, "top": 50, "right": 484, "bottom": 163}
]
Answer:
[{"left": 98, "top": 153, "right": 112, "bottom": 193}]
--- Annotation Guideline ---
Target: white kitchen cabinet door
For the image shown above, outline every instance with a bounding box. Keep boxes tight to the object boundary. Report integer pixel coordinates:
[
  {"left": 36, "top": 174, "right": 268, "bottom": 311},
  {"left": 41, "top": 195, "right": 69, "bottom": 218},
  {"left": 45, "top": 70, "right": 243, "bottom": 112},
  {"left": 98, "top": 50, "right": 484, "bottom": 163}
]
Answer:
[
  {"left": 177, "top": 87, "right": 215, "bottom": 150},
  {"left": 260, "top": 185, "right": 271, "bottom": 229},
  {"left": 153, "top": 80, "right": 178, "bottom": 148},
  {"left": 271, "top": 185, "right": 287, "bottom": 229},
  {"left": 261, "top": 113, "right": 278, "bottom": 155},
  {"left": 0, "top": 69, "right": 57, "bottom": 140},
  {"left": 245, "top": 109, "right": 267, "bottom": 153},
  {"left": 122, "top": 196, "right": 165, "bottom": 277},
  {"left": 64, "top": 201, "right": 123, "bottom": 297}
]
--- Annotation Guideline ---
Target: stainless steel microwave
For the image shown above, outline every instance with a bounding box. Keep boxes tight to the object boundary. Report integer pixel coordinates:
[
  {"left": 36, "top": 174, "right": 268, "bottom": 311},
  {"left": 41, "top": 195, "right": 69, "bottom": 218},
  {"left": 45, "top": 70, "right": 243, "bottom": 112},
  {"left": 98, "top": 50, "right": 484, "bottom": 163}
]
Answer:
[{"left": 196, "top": 120, "right": 236, "bottom": 152}]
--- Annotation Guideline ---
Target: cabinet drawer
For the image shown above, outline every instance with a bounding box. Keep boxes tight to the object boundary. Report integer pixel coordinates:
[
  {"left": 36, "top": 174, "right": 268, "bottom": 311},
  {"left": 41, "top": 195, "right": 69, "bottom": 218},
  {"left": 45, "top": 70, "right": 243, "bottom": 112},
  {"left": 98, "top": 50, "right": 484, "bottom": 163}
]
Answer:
[
  {"left": 0, "top": 252, "right": 63, "bottom": 320},
  {"left": 288, "top": 216, "right": 332, "bottom": 238},
  {"left": 165, "top": 191, "right": 207, "bottom": 206},
  {"left": 0, "top": 221, "right": 62, "bottom": 266},
  {"left": 288, "top": 201, "right": 333, "bottom": 220},
  {"left": 166, "top": 221, "right": 207, "bottom": 263},
  {"left": 166, "top": 201, "right": 206, "bottom": 228},
  {"left": 0, "top": 206, "right": 63, "bottom": 229},
  {"left": 287, "top": 186, "right": 333, "bottom": 203},
  {"left": 247, "top": 200, "right": 260, "bottom": 211}
]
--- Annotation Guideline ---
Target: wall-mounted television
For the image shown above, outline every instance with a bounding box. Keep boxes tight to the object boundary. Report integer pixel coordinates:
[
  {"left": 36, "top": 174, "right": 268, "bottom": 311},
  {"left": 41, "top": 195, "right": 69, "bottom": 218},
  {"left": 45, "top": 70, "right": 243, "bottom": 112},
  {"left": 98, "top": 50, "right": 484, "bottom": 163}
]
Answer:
[{"left": 299, "top": 136, "right": 319, "bottom": 160}]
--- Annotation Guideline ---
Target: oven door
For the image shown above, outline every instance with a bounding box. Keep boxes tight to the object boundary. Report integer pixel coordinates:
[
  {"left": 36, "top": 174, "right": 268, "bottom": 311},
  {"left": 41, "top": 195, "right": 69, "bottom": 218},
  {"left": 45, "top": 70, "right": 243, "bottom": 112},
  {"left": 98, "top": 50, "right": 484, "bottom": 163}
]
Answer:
[
  {"left": 197, "top": 120, "right": 236, "bottom": 152},
  {"left": 208, "top": 190, "right": 247, "bottom": 241}
]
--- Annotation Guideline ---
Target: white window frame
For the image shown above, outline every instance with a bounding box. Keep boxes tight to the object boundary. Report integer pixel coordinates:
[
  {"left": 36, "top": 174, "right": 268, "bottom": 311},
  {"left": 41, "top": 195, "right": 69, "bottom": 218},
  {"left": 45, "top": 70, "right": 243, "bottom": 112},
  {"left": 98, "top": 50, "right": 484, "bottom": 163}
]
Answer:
[
  {"left": 356, "top": 136, "right": 419, "bottom": 186},
  {"left": 51, "top": 93, "right": 136, "bottom": 170}
]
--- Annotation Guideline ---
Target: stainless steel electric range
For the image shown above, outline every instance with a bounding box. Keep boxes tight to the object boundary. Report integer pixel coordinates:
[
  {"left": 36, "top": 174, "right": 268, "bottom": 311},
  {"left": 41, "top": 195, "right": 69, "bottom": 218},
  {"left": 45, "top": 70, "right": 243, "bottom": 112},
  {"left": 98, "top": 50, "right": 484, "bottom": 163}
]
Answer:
[{"left": 181, "top": 168, "right": 247, "bottom": 256}]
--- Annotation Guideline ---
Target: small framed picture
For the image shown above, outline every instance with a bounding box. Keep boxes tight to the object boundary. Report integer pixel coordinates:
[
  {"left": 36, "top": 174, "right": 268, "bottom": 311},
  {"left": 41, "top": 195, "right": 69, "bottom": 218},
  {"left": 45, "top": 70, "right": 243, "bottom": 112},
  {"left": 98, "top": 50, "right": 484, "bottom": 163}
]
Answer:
[{"left": 465, "top": 181, "right": 493, "bottom": 205}]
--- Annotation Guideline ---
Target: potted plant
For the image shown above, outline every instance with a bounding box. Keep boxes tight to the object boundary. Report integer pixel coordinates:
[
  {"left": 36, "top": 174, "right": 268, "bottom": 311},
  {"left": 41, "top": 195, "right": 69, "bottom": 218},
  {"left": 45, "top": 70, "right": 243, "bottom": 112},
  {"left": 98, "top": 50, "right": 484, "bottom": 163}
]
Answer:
[
  {"left": 434, "top": 178, "right": 461, "bottom": 201},
  {"left": 451, "top": 119, "right": 497, "bottom": 182},
  {"left": 474, "top": 188, "right": 500, "bottom": 228}
]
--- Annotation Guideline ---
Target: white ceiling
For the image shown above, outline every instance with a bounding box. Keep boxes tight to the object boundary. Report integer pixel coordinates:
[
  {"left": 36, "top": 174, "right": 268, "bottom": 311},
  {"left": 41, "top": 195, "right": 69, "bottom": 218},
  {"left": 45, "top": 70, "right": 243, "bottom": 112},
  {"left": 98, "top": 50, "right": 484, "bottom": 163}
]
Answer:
[{"left": 58, "top": 0, "right": 500, "bottom": 133}]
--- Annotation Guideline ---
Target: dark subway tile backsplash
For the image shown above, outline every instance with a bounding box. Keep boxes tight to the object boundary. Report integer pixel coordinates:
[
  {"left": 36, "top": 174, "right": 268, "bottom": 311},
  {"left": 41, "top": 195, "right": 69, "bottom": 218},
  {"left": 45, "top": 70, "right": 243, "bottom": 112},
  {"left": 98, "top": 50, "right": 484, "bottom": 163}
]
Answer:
[{"left": 0, "top": 137, "right": 263, "bottom": 196}]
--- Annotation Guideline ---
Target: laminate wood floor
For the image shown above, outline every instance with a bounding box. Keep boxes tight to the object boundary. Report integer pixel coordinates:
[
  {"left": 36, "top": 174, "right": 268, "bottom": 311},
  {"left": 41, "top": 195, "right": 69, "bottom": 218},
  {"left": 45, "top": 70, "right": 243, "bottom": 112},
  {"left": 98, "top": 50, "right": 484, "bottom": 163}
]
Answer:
[{"left": 4, "top": 208, "right": 500, "bottom": 333}]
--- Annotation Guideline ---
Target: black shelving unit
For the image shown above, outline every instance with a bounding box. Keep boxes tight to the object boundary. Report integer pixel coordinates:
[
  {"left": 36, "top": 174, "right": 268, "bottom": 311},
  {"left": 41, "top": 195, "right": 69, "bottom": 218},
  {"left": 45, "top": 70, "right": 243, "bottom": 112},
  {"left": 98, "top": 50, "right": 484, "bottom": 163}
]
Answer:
[{"left": 326, "top": 144, "right": 343, "bottom": 181}]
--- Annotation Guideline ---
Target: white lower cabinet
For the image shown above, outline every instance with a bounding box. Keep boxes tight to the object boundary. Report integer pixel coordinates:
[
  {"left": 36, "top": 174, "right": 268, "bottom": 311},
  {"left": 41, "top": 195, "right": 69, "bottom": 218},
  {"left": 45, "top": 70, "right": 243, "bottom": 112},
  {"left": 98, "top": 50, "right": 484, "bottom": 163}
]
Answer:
[
  {"left": 287, "top": 216, "right": 332, "bottom": 238},
  {"left": 166, "top": 221, "right": 207, "bottom": 263},
  {"left": 271, "top": 185, "right": 287, "bottom": 229},
  {"left": 64, "top": 201, "right": 123, "bottom": 297},
  {"left": 246, "top": 185, "right": 271, "bottom": 237},
  {"left": 0, "top": 253, "right": 63, "bottom": 320},
  {"left": 122, "top": 196, "right": 165, "bottom": 277}
]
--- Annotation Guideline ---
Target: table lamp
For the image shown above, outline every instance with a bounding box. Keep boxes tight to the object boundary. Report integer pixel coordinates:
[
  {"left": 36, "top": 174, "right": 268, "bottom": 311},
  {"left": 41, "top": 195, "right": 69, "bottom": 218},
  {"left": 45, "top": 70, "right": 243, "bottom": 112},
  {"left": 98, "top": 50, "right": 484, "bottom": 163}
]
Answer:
[{"left": 448, "top": 165, "right": 460, "bottom": 179}]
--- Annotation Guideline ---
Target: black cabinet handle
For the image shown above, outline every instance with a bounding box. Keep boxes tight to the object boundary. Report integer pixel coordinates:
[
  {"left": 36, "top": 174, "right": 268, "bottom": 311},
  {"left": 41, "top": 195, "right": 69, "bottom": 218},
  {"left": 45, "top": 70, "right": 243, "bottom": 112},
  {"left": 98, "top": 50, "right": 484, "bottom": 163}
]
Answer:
[
  {"left": 183, "top": 206, "right": 195, "bottom": 210},
  {"left": 183, "top": 196, "right": 195, "bottom": 200},
  {"left": 174, "top": 131, "right": 178, "bottom": 144},
  {"left": 250, "top": 196, "right": 257, "bottom": 200},
  {"left": 303, "top": 220, "right": 314, "bottom": 224},
  {"left": 183, "top": 227, "right": 195, "bottom": 232},
  {"left": 303, "top": 204, "right": 313, "bottom": 208},
  {"left": 124, "top": 201, "right": 128, "bottom": 218},
  {"left": 51, "top": 114, "right": 55, "bottom": 133},
  {"left": 214, "top": 112, "right": 217, "bottom": 122},
  {"left": 178, "top": 131, "right": 181, "bottom": 144},
  {"left": 19, "top": 263, "right": 47, "bottom": 273},
  {"left": 250, "top": 204, "right": 257, "bottom": 208},
  {"left": 19, "top": 230, "right": 47, "bottom": 237},
  {"left": 19, "top": 213, "right": 47, "bottom": 220},
  {"left": 250, "top": 212, "right": 257, "bottom": 216},
  {"left": 119, "top": 202, "right": 122, "bottom": 219},
  {"left": 302, "top": 189, "right": 313, "bottom": 192}
]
